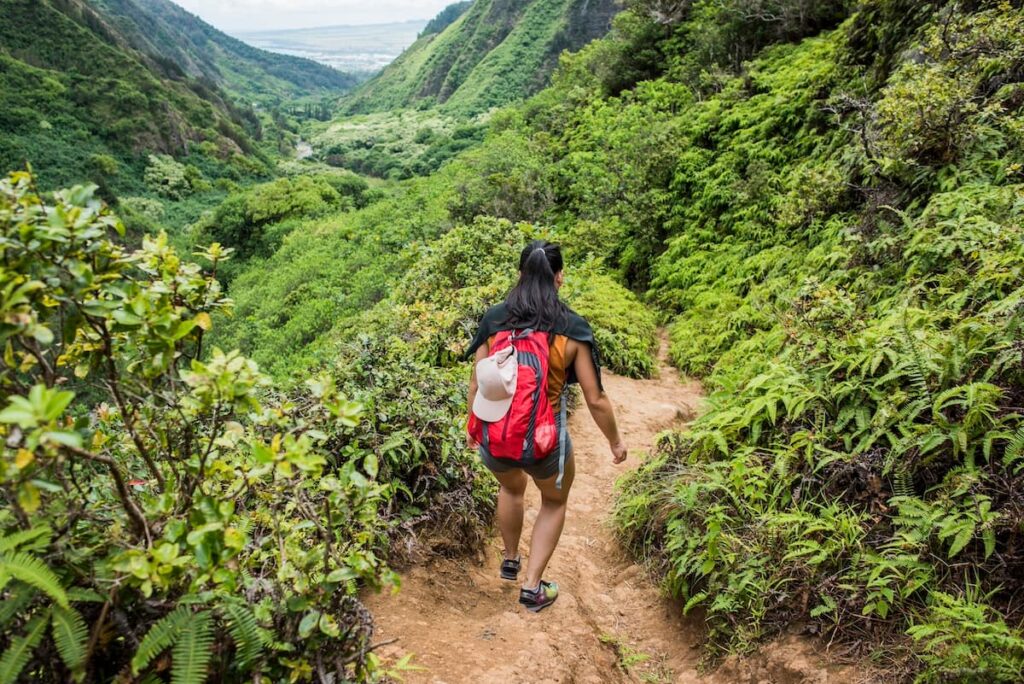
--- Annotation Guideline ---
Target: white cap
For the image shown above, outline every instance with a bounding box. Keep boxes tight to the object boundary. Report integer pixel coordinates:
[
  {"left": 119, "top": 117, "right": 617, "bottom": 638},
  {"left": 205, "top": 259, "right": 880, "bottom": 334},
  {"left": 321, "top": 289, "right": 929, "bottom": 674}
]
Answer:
[{"left": 473, "top": 346, "right": 518, "bottom": 422}]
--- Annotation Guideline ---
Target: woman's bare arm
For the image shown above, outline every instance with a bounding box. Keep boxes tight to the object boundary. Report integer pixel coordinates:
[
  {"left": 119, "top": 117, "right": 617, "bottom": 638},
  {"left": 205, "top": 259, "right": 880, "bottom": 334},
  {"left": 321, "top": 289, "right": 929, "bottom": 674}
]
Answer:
[{"left": 572, "top": 341, "right": 627, "bottom": 464}]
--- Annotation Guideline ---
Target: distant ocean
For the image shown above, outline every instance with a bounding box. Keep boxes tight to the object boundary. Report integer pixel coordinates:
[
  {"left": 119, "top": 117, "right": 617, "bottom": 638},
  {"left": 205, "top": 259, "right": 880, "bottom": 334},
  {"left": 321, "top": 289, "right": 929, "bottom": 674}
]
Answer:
[{"left": 236, "top": 20, "right": 427, "bottom": 75}]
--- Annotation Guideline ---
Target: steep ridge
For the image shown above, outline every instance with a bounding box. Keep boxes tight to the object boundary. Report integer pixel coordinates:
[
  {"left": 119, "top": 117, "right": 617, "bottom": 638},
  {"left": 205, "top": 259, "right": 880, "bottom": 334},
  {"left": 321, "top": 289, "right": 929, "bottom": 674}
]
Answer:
[
  {"left": 365, "top": 340, "right": 862, "bottom": 683},
  {"left": 343, "top": 0, "right": 620, "bottom": 115},
  {"left": 87, "top": 0, "right": 359, "bottom": 99},
  {"left": 0, "top": 0, "right": 354, "bottom": 187}
]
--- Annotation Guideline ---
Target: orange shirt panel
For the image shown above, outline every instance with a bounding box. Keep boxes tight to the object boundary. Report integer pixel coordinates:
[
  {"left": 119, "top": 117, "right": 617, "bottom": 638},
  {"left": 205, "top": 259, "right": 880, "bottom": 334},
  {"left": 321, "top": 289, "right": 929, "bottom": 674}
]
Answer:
[{"left": 487, "top": 333, "right": 569, "bottom": 405}]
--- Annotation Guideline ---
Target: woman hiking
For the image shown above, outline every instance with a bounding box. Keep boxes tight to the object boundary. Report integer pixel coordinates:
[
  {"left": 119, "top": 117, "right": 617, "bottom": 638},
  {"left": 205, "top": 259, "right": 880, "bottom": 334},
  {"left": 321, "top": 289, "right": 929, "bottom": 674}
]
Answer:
[{"left": 466, "top": 240, "right": 628, "bottom": 612}]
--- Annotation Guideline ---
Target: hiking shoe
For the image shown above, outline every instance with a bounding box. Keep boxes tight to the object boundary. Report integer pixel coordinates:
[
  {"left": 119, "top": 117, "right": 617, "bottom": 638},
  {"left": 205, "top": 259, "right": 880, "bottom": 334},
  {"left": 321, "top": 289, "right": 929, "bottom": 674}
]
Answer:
[
  {"left": 500, "top": 555, "right": 521, "bottom": 581},
  {"left": 519, "top": 580, "right": 558, "bottom": 612}
]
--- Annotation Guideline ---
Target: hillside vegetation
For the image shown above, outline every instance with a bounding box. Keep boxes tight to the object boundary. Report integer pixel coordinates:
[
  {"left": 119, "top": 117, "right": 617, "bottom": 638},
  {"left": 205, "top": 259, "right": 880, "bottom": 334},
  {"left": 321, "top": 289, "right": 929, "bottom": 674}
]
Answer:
[
  {"left": 0, "top": 0, "right": 354, "bottom": 192},
  {"left": 88, "top": 0, "right": 359, "bottom": 100},
  {"left": 342, "top": 0, "right": 620, "bottom": 115}
]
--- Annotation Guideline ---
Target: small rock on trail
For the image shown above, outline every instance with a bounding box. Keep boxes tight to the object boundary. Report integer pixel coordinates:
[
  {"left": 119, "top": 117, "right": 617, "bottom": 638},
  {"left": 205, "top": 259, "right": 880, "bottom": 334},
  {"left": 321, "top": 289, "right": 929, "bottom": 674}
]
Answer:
[{"left": 365, "top": 340, "right": 864, "bottom": 683}]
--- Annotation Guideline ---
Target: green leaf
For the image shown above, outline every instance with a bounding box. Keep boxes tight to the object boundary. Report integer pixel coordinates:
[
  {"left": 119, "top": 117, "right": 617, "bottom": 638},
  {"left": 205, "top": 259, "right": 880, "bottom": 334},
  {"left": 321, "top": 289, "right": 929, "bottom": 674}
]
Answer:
[
  {"left": 364, "top": 453, "right": 379, "bottom": 479},
  {"left": 0, "top": 398, "right": 37, "bottom": 429},
  {"left": 132, "top": 606, "right": 192, "bottom": 674},
  {"left": 222, "top": 602, "right": 265, "bottom": 670},
  {"left": 0, "top": 526, "right": 51, "bottom": 554},
  {"left": 298, "top": 610, "right": 321, "bottom": 639},
  {"left": 41, "top": 431, "right": 83, "bottom": 449},
  {"left": 326, "top": 567, "right": 357, "bottom": 583},
  {"left": 983, "top": 528, "right": 996, "bottom": 559},
  {"left": 318, "top": 613, "right": 341, "bottom": 637},
  {"left": 0, "top": 613, "right": 49, "bottom": 684},
  {"left": 65, "top": 588, "right": 104, "bottom": 603},
  {"left": 43, "top": 390, "right": 75, "bottom": 421},
  {"left": 947, "top": 525, "right": 974, "bottom": 558},
  {"left": 51, "top": 605, "right": 88, "bottom": 680},
  {"left": 171, "top": 610, "right": 214, "bottom": 684},
  {"left": 683, "top": 592, "right": 707, "bottom": 614},
  {"left": 31, "top": 326, "right": 54, "bottom": 346},
  {"left": 0, "top": 552, "right": 68, "bottom": 608}
]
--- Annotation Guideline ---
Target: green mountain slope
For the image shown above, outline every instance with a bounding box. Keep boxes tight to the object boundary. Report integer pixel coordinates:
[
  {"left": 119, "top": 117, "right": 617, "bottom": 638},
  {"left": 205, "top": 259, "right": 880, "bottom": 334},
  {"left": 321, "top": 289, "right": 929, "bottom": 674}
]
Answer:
[
  {"left": 343, "top": 0, "right": 620, "bottom": 115},
  {"left": 0, "top": 0, "right": 355, "bottom": 189},
  {"left": 87, "top": 0, "right": 359, "bottom": 100}
]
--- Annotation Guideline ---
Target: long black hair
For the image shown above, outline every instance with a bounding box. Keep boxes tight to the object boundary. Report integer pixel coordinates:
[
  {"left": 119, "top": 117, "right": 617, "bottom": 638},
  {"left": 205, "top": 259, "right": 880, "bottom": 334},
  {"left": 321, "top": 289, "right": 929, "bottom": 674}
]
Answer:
[{"left": 504, "top": 240, "right": 570, "bottom": 331}]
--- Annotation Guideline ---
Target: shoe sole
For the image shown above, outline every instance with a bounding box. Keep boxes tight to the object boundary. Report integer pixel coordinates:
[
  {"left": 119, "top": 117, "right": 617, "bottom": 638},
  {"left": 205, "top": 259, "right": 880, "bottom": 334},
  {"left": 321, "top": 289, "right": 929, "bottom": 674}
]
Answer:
[
  {"left": 500, "top": 558, "right": 520, "bottom": 581},
  {"left": 520, "top": 596, "right": 557, "bottom": 613}
]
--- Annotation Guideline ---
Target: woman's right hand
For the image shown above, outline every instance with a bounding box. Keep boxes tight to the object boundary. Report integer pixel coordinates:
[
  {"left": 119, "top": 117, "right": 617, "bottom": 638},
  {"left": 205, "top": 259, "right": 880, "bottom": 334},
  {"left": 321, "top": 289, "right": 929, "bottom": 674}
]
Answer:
[{"left": 610, "top": 439, "right": 627, "bottom": 464}]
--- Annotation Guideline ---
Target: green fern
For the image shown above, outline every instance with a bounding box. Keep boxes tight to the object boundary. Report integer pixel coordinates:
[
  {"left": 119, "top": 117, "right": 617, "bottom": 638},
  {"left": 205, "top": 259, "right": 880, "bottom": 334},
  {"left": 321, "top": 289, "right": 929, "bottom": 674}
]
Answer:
[
  {"left": 0, "top": 552, "right": 68, "bottom": 609},
  {"left": 901, "top": 316, "right": 933, "bottom": 402},
  {"left": 51, "top": 604, "right": 88, "bottom": 680},
  {"left": 0, "top": 526, "right": 51, "bottom": 554},
  {"left": 0, "top": 585, "right": 35, "bottom": 628},
  {"left": 1003, "top": 425, "right": 1024, "bottom": 472},
  {"left": 131, "top": 605, "right": 193, "bottom": 674},
  {"left": 892, "top": 468, "right": 914, "bottom": 498},
  {"left": 65, "top": 587, "right": 104, "bottom": 603},
  {"left": 0, "top": 613, "right": 49, "bottom": 684},
  {"left": 171, "top": 610, "right": 215, "bottom": 684},
  {"left": 222, "top": 601, "right": 264, "bottom": 670}
]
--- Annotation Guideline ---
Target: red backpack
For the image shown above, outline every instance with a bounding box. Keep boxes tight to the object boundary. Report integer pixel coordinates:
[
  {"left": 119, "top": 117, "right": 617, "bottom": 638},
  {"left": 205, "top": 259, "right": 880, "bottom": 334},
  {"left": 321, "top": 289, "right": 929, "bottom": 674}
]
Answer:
[{"left": 468, "top": 329, "right": 569, "bottom": 485}]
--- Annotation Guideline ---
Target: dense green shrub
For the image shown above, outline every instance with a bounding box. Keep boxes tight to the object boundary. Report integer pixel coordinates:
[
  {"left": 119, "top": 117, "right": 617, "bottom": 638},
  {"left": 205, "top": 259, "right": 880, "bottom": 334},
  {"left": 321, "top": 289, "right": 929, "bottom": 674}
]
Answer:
[
  {"left": 190, "top": 174, "right": 358, "bottom": 266},
  {"left": 583, "top": 3, "right": 1024, "bottom": 679},
  {"left": 311, "top": 110, "right": 486, "bottom": 179},
  {"left": 0, "top": 173, "right": 410, "bottom": 681},
  {"left": 144, "top": 154, "right": 193, "bottom": 200}
]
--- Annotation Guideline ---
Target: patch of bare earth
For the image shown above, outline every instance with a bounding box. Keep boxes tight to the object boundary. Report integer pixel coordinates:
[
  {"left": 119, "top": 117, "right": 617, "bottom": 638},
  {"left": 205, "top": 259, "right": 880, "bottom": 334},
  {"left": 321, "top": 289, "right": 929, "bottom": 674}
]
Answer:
[{"left": 365, "top": 340, "right": 872, "bottom": 683}]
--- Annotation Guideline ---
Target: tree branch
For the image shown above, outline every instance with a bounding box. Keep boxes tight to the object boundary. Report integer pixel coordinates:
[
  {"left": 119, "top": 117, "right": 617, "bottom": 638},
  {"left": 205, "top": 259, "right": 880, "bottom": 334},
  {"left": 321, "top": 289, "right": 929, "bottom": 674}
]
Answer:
[{"left": 61, "top": 444, "right": 151, "bottom": 546}]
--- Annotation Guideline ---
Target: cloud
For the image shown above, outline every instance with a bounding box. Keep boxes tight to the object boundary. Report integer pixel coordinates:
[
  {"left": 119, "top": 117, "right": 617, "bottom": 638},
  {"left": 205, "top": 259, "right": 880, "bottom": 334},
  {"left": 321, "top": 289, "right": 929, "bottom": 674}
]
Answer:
[{"left": 171, "top": 0, "right": 455, "bottom": 32}]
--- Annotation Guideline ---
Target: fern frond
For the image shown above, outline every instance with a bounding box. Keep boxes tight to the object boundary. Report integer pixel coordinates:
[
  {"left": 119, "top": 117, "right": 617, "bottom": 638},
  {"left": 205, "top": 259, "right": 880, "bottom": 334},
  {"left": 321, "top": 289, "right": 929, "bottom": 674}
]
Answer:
[
  {"left": 65, "top": 587, "right": 104, "bottom": 603},
  {"left": 51, "top": 604, "right": 88, "bottom": 680},
  {"left": 0, "top": 552, "right": 68, "bottom": 608},
  {"left": 0, "top": 585, "right": 35, "bottom": 627},
  {"left": 0, "top": 526, "right": 51, "bottom": 554},
  {"left": 222, "top": 601, "right": 264, "bottom": 670},
  {"left": 901, "top": 316, "right": 933, "bottom": 402},
  {"left": 132, "top": 606, "right": 193, "bottom": 675},
  {"left": 1003, "top": 425, "right": 1024, "bottom": 471},
  {"left": 892, "top": 468, "right": 914, "bottom": 498},
  {"left": 171, "top": 610, "right": 215, "bottom": 684},
  {"left": 0, "top": 612, "right": 49, "bottom": 684}
]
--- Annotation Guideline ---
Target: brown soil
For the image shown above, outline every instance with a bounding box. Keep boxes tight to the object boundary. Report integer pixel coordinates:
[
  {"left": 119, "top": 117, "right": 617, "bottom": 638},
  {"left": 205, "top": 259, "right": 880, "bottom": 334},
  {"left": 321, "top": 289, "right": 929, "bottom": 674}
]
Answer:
[{"left": 365, "top": 341, "right": 869, "bottom": 684}]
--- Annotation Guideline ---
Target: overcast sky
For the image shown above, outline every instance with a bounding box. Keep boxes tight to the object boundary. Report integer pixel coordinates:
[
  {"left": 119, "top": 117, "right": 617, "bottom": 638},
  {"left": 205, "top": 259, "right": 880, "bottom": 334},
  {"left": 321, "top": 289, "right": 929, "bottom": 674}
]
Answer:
[{"left": 171, "top": 0, "right": 456, "bottom": 32}]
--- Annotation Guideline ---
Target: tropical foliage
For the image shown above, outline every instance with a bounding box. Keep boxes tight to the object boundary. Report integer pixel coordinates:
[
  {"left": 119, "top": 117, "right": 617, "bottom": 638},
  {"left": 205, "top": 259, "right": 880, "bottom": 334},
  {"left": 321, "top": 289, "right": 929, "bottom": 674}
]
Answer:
[
  {"left": 5, "top": 0, "right": 1024, "bottom": 680},
  {"left": 0, "top": 172, "right": 486, "bottom": 681}
]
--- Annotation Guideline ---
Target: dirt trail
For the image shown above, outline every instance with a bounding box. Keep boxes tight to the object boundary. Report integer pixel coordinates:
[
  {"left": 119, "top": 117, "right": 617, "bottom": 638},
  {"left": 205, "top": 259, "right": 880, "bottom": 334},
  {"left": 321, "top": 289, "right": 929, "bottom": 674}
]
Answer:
[{"left": 366, "top": 341, "right": 861, "bottom": 684}]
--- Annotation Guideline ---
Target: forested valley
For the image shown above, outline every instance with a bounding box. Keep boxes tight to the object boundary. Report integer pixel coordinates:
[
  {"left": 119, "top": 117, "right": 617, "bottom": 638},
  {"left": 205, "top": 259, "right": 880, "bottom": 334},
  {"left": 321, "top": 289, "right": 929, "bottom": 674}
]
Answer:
[{"left": 2, "top": 0, "right": 1024, "bottom": 681}]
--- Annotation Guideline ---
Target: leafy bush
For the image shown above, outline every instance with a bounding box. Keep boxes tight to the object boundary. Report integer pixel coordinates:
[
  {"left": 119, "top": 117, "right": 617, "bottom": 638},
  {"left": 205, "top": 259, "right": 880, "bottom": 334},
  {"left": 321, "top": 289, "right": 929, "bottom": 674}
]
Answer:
[
  {"left": 318, "top": 215, "right": 660, "bottom": 380},
  {"left": 0, "top": 172, "right": 419, "bottom": 682},
  {"left": 561, "top": 261, "right": 659, "bottom": 378},
  {"left": 191, "top": 174, "right": 354, "bottom": 266},
  {"left": 143, "top": 154, "right": 193, "bottom": 200},
  {"left": 576, "top": 3, "right": 1024, "bottom": 677}
]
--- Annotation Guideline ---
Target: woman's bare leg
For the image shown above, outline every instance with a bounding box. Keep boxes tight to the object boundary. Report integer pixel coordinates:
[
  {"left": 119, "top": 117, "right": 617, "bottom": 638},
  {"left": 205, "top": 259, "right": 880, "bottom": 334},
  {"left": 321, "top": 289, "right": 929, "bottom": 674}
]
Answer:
[
  {"left": 493, "top": 468, "right": 528, "bottom": 559},
  {"left": 524, "top": 457, "right": 575, "bottom": 588}
]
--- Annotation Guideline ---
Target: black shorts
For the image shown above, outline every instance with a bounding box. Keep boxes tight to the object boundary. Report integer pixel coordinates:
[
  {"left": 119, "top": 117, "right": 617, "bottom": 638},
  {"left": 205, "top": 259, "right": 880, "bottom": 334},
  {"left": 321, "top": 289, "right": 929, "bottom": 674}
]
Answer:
[{"left": 478, "top": 433, "right": 574, "bottom": 480}]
